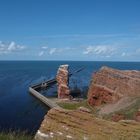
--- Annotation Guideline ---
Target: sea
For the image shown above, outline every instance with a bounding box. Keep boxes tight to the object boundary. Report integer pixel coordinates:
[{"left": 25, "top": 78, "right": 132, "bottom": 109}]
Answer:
[{"left": 0, "top": 61, "right": 140, "bottom": 134}]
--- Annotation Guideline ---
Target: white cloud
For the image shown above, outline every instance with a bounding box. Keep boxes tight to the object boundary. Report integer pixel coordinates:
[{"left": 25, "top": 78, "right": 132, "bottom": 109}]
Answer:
[
  {"left": 121, "top": 52, "right": 126, "bottom": 56},
  {"left": 131, "top": 48, "right": 140, "bottom": 56},
  {"left": 39, "top": 46, "right": 76, "bottom": 56},
  {"left": 39, "top": 46, "right": 58, "bottom": 56},
  {"left": 49, "top": 48, "right": 57, "bottom": 55},
  {"left": 83, "top": 45, "right": 116, "bottom": 57},
  {"left": 0, "top": 41, "right": 25, "bottom": 54},
  {"left": 48, "top": 47, "right": 76, "bottom": 55},
  {"left": 38, "top": 51, "right": 44, "bottom": 56},
  {"left": 41, "top": 46, "right": 48, "bottom": 49},
  {"left": 120, "top": 48, "right": 140, "bottom": 57},
  {"left": 94, "top": 46, "right": 114, "bottom": 54},
  {"left": 83, "top": 46, "right": 93, "bottom": 54}
]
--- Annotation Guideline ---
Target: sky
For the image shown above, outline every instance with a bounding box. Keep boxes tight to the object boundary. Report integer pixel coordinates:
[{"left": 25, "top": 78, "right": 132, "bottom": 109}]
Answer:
[{"left": 0, "top": 0, "right": 140, "bottom": 61}]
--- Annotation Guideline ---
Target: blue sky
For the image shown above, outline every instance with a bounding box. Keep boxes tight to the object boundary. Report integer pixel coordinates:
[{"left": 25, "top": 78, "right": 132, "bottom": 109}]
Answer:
[{"left": 0, "top": 0, "right": 140, "bottom": 61}]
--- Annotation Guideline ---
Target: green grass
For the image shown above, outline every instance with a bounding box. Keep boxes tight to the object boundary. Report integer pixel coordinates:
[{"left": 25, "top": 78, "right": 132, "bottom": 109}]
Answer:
[
  {"left": 57, "top": 100, "right": 89, "bottom": 110},
  {"left": 0, "top": 131, "right": 33, "bottom": 140},
  {"left": 57, "top": 99, "right": 98, "bottom": 115},
  {"left": 119, "top": 97, "right": 140, "bottom": 119},
  {"left": 103, "top": 97, "right": 140, "bottom": 120}
]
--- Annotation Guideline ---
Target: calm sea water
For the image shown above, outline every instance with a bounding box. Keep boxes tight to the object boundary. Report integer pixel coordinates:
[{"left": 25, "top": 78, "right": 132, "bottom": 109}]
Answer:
[{"left": 0, "top": 61, "right": 140, "bottom": 133}]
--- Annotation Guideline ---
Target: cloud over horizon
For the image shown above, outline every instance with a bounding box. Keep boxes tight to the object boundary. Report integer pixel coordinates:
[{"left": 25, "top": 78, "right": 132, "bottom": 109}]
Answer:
[
  {"left": 0, "top": 37, "right": 140, "bottom": 61},
  {"left": 0, "top": 41, "right": 25, "bottom": 54},
  {"left": 83, "top": 45, "right": 116, "bottom": 57}
]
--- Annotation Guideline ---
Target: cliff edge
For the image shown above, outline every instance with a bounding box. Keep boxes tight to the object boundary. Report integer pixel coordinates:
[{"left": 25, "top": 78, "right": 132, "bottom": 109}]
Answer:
[
  {"left": 35, "top": 107, "right": 140, "bottom": 140},
  {"left": 35, "top": 66, "right": 140, "bottom": 140},
  {"left": 88, "top": 66, "right": 140, "bottom": 106}
]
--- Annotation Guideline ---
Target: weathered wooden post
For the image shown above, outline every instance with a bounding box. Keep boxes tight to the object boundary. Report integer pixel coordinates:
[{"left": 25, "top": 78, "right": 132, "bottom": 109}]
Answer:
[{"left": 56, "top": 64, "right": 70, "bottom": 99}]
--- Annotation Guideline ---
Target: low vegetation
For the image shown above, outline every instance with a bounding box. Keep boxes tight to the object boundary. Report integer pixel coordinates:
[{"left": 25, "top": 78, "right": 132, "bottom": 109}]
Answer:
[
  {"left": 119, "top": 97, "right": 140, "bottom": 119},
  {"left": 57, "top": 100, "right": 89, "bottom": 110},
  {"left": 103, "top": 97, "right": 140, "bottom": 120},
  {"left": 0, "top": 131, "right": 33, "bottom": 140}
]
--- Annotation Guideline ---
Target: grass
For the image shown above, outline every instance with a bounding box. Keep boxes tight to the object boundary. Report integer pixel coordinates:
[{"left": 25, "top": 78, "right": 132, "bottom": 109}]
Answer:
[
  {"left": 57, "top": 97, "right": 140, "bottom": 121},
  {"left": 57, "top": 99, "right": 98, "bottom": 115},
  {"left": 103, "top": 97, "right": 140, "bottom": 120},
  {"left": 0, "top": 131, "right": 33, "bottom": 140},
  {"left": 120, "top": 97, "right": 140, "bottom": 119},
  {"left": 57, "top": 100, "right": 90, "bottom": 110}
]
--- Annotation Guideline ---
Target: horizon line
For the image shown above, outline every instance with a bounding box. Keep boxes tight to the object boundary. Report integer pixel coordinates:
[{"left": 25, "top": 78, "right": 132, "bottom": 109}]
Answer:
[{"left": 0, "top": 60, "right": 140, "bottom": 62}]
